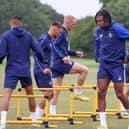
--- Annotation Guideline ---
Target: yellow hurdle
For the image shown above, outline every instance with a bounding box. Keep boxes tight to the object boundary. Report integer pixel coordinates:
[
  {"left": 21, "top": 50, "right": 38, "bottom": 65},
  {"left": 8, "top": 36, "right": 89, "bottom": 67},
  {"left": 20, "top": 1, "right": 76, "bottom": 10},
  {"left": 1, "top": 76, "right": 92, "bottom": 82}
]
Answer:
[{"left": 1, "top": 83, "right": 129, "bottom": 127}]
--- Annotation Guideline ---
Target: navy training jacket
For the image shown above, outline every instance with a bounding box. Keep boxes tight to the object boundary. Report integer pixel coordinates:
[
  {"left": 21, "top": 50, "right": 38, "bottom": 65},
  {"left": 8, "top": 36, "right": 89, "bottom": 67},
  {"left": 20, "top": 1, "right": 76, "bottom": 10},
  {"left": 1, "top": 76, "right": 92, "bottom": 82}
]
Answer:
[
  {"left": 34, "top": 33, "right": 51, "bottom": 71},
  {"left": 95, "top": 22, "right": 129, "bottom": 64},
  {"left": 51, "top": 27, "right": 76, "bottom": 64},
  {"left": 0, "top": 27, "right": 46, "bottom": 76}
]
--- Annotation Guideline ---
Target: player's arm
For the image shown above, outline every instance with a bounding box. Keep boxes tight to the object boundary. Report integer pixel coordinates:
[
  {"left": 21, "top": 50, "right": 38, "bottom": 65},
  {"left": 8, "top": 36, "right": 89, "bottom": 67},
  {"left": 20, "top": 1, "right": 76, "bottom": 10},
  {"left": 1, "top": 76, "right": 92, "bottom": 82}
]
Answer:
[
  {"left": 94, "top": 29, "right": 100, "bottom": 63},
  {"left": 113, "top": 23, "right": 129, "bottom": 39},
  {"left": 0, "top": 34, "right": 8, "bottom": 64},
  {"left": 124, "top": 48, "right": 129, "bottom": 64},
  {"left": 34, "top": 55, "right": 50, "bottom": 74},
  {"left": 53, "top": 33, "right": 67, "bottom": 58},
  {"left": 68, "top": 50, "right": 76, "bottom": 56},
  {"left": 30, "top": 34, "right": 49, "bottom": 65},
  {"left": 37, "top": 35, "right": 50, "bottom": 63}
]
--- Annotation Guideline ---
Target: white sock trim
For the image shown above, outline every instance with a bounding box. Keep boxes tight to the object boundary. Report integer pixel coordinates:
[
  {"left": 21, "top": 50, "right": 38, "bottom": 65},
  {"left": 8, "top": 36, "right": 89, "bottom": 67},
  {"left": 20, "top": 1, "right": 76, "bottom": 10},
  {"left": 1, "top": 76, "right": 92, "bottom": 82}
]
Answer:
[
  {"left": 30, "top": 112, "right": 36, "bottom": 121},
  {"left": 1, "top": 111, "right": 7, "bottom": 127},
  {"left": 99, "top": 112, "right": 107, "bottom": 127},
  {"left": 49, "top": 105, "right": 56, "bottom": 114},
  {"left": 74, "top": 89, "right": 82, "bottom": 95},
  {"left": 36, "top": 107, "right": 43, "bottom": 118}
]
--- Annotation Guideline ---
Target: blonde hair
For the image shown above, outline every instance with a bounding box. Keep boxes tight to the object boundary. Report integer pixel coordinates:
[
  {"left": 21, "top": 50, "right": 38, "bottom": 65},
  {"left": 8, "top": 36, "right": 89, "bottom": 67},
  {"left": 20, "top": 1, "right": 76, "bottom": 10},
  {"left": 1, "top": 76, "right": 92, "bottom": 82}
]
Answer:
[{"left": 64, "top": 15, "right": 76, "bottom": 23}]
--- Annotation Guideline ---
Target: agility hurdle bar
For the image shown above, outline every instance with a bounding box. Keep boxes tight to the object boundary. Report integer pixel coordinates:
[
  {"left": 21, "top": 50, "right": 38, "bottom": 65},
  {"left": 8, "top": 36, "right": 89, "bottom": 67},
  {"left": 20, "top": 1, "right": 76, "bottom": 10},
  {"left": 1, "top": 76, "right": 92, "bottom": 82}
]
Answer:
[
  {"left": 0, "top": 93, "right": 57, "bottom": 128},
  {"left": 18, "top": 85, "right": 99, "bottom": 123},
  {"left": 21, "top": 86, "right": 85, "bottom": 125}
]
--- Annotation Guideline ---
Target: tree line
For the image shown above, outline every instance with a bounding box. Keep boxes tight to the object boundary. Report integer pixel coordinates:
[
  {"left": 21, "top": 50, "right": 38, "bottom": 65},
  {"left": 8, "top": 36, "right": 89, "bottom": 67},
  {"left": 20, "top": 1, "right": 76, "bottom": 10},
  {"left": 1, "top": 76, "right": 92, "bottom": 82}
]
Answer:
[{"left": 0, "top": 0, "right": 129, "bottom": 58}]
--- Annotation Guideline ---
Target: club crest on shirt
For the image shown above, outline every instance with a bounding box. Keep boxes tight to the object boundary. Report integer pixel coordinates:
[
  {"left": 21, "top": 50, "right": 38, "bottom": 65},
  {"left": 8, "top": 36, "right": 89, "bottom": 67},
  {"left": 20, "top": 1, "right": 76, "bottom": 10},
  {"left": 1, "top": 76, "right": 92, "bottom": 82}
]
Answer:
[
  {"left": 108, "top": 32, "right": 112, "bottom": 38},
  {"left": 99, "top": 34, "right": 103, "bottom": 39}
]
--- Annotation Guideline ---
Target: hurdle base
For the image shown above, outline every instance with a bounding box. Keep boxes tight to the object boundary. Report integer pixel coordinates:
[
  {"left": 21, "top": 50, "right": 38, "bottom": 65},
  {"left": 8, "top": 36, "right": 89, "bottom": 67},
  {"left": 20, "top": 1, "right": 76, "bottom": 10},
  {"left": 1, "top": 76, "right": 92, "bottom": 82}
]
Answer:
[
  {"left": 43, "top": 121, "right": 58, "bottom": 128},
  {"left": 116, "top": 112, "right": 122, "bottom": 119},
  {"left": 68, "top": 118, "right": 83, "bottom": 125},
  {"left": 91, "top": 115, "right": 97, "bottom": 121},
  {"left": 17, "top": 116, "right": 22, "bottom": 120}
]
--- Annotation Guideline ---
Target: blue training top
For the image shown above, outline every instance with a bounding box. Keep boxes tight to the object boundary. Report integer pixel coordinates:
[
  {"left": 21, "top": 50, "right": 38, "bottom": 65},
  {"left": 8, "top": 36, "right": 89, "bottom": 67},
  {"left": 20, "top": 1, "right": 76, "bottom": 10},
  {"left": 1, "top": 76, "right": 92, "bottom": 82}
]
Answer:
[
  {"left": 34, "top": 32, "right": 51, "bottom": 71},
  {"left": 95, "top": 22, "right": 129, "bottom": 64},
  {"left": 0, "top": 27, "right": 45, "bottom": 76},
  {"left": 51, "top": 27, "right": 76, "bottom": 64}
]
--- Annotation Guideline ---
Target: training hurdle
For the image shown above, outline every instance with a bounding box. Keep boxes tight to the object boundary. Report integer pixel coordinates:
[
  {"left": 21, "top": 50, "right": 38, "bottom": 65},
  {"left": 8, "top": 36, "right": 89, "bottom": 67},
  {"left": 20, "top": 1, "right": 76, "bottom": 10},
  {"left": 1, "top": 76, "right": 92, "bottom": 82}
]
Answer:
[
  {"left": 16, "top": 85, "right": 99, "bottom": 123},
  {"left": 19, "top": 86, "right": 86, "bottom": 125},
  {"left": 1, "top": 83, "right": 128, "bottom": 128},
  {"left": 0, "top": 94, "right": 58, "bottom": 128},
  {"left": 68, "top": 83, "right": 129, "bottom": 121},
  {"left": 109, "top": 83, "right": 129, "bottom": 119}
]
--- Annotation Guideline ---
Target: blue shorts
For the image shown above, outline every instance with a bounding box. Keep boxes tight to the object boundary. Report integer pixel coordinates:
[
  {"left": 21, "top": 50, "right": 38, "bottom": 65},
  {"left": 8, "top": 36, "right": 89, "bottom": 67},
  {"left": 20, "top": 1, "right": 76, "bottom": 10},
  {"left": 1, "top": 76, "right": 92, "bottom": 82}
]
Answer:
[
  {"left": 34, "top": 70, "right": 52, "bottom": 88},
  {"left": 4, "top": 74, "right": 32, "bottom": 89},
  {"left": 97, "top": 62, "right": 124, "bottom": 83},
  {"left": 51, "top": 61, "right": 74, "bottom": 78},
  {"left": 125, "top": 63, "right": 129, "bottom": 83}
]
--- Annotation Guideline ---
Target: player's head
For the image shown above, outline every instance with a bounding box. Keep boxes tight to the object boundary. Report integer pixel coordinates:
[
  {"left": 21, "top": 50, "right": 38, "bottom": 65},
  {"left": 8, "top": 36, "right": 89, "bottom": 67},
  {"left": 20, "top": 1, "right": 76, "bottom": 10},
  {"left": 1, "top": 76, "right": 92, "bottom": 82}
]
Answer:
[
  {"left": 48, "top": 21, "right": 62, "bottom": 37},
  {"left": 9, "top": 16, "right": 23, "bottom": 28},
  {"left": 63, "top": 15, "right": 76, "bottom": 31},
  {"left": 95, "top": 9, "right": 112, "bottom": 28}
]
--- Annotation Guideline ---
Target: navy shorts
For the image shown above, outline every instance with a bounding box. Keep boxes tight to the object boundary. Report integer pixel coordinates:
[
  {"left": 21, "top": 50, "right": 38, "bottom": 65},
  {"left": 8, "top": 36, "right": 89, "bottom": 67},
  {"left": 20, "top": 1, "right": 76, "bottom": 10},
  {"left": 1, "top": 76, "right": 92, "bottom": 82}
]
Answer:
[
  {"left": 51, "top": 61, "right": 74, "bottom": 78},
  {"left": 34, "top": 70, "right": 52, "bottom": 88},
  {"left": 125, "top": 63, "right": 129, "bottom": 83},
  {"left": 97, "top": 62, "right": 124, "bottom": 83},
  {"left": 4, "top": 74, "right": 32, "bottom": 89}
]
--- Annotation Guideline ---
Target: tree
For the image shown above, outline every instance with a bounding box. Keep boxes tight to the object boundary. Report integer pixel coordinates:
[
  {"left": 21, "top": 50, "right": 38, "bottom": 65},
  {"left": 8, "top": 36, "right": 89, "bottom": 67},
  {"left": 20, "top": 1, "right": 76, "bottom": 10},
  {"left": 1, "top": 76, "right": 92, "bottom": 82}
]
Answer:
[
  {"left": 103, "top": 0, "right": 129, "bottom": 29},
  {"left": 0, "top": 0, "right": 63, "bottom": 37},
  {"left": 70, "top": 16, "right": 96, "bottom": 58}
]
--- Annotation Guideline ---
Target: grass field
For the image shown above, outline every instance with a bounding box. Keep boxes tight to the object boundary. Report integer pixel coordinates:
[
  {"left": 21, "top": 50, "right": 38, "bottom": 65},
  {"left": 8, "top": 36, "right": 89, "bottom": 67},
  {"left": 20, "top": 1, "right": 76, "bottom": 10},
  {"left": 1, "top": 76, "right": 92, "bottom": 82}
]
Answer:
[{"left": 0, "top": 58, "right": 128, "bottom": 129}]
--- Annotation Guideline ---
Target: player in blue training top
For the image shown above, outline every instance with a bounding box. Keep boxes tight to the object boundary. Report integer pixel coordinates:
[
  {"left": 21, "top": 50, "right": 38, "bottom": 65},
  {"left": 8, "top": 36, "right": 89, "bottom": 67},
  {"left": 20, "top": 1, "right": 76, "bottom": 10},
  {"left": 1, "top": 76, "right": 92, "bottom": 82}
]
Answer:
[
  {"left": 94, "top": 9, "right": 129, "bottom": 129},
  {"left": 34, "top": 22, "right": 62, "bottom": 118},
  {"left": 49, "top": 15, "right": 89, "bottom": 114},
  {"left": 0, "top": 16, "right": 46, "bottom": 129}
]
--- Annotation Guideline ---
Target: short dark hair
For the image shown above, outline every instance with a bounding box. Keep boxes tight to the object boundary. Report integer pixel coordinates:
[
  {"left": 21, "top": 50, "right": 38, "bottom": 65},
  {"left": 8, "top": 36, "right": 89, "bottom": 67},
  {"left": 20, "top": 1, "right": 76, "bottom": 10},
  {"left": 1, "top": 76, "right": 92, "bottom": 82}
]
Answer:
[
  {"left": 95, "top": 9, "right": 112, "bottom": 24},
  {"left": 11, "top": 16, "right": 22, "bottom": 21},
  {"left": 10, "top": 16, "right": 23, "bottom": 26},
  {"left": 51, "top": 21, "right": 62, "bottom": 28}
]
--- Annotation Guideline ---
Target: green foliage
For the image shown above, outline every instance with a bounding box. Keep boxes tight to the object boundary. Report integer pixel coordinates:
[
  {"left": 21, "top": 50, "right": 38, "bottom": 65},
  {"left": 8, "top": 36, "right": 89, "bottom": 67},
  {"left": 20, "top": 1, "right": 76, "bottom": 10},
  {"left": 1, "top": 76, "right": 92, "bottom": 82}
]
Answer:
[
  {"left": 0, "top": 0, "right": 63, "bottom": 38},
  {"left": 103, "top": 0, "right": 129, "bottom": 29},
  {"left": 70, "top": 16, "right": 96, "bottom": 58},
  {"left": 1, "top": 0, "right": 129, "bottom": 58}
]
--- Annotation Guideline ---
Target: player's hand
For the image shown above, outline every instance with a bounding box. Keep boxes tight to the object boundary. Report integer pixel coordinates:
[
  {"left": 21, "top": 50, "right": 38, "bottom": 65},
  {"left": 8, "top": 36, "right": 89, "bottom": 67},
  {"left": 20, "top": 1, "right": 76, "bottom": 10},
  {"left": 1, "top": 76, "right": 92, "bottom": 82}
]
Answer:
[
  {"left": 62, "top": 56, "right": 70, "bottom": 64},
  {"left": 76, "top": 51, "right": 84, "bottom": 57},
  {"left": 42, "top": 68, "right": 51, "bottom": 74}
]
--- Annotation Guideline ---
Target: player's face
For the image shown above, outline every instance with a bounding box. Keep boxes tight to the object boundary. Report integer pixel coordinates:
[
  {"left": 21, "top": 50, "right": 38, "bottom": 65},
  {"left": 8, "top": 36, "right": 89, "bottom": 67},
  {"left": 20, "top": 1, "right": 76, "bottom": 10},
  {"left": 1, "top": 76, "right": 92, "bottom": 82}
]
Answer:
[
  {"left": 67, "top": 19, "right": 76, "bottom": 30},
  {"left": 96, "top": 16, "right": 109, "bottom": 28},
  {"left": 54, "top": 27, "right": 62, "bottom": 37}
]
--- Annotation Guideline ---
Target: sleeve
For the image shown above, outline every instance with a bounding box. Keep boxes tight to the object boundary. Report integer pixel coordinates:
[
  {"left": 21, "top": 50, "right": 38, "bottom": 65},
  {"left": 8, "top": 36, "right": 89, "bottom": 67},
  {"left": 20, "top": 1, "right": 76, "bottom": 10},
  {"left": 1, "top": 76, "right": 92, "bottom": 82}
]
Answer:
[
  {"left": 0, "top": 34, "right": 8, "bottom": 64},
  {"left": 113, "top": 23, "right": 129, "bottom": 40},
  {"left": 94, "top": 29, "right": 100, "bottom": 62},
  {"left": 37, "top": 35, "right": 49, "bottom": 62},
  {"left": 34, "top": 36, "right": 50, "bottom": 71},
  {"left": 126, "top": 48, "right": 129, "bottom": 60},
  {"left": 68, "top": 50, "right": 76, "bottom": 56},
  {"left": 52, "top": 33, "right": 66, "bottom": 58},
  {"left": 30, "top": 34, "right": 49, "bottom": 65},
  {"left": 34, "top": 55, "right": 50, "bottom": 71},
  {"left": 34, "top": 55, "right": 45, "bottom": 71}
]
